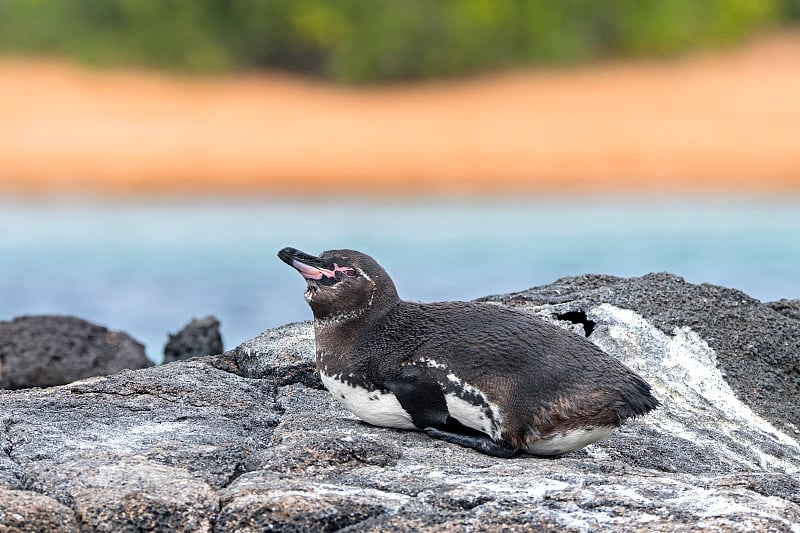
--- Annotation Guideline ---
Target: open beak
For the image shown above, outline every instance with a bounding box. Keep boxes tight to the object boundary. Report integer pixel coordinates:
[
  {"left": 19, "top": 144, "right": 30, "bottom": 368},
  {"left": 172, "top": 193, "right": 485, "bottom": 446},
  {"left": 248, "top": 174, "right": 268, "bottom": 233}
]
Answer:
[{"left": 278, "top": 247, "right": 335, "bottom": 280}]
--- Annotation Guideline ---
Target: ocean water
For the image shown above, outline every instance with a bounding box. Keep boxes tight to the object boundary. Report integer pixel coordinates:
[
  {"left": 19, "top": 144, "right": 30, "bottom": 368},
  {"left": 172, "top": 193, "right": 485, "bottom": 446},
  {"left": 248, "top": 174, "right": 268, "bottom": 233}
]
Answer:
[{"left": 1, "top": 197, "right": 798, "bottom": 362}]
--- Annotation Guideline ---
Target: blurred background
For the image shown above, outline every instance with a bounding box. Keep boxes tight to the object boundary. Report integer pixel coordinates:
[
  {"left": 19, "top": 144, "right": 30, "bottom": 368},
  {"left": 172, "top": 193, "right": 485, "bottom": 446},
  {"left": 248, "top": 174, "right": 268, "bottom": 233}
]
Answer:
[{"left": 1, "top": 0, "right": 799, "bottom": 362}]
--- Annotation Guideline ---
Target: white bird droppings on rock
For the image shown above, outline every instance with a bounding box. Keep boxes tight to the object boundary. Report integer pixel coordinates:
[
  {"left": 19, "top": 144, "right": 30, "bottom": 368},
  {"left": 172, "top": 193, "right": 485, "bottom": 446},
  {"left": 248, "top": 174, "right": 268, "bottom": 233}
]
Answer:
[{"left": 589, "top": 303, "right": 800, "bottom": 473}]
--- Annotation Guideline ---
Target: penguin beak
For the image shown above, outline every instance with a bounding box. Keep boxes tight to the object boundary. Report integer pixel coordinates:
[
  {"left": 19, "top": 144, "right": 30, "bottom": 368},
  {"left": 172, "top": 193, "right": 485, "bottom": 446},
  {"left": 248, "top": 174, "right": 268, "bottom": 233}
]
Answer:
[{"left": 278, "top": 247, "right": 335, "bottom": 281}]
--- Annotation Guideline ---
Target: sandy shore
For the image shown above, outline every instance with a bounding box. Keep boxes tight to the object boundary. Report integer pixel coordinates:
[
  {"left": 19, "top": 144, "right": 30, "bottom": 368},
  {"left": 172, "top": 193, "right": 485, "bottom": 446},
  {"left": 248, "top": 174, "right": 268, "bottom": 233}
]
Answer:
[{"left": 2, "top": 32, "right": 800, "bottom": 196}]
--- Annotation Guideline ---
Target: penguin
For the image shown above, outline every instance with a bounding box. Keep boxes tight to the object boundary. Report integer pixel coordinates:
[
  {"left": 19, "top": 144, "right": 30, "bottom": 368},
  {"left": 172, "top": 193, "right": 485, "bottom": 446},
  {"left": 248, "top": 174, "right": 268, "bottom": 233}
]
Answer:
[{"left": 278, "top": 247, "right": 659, "bottom": 458}]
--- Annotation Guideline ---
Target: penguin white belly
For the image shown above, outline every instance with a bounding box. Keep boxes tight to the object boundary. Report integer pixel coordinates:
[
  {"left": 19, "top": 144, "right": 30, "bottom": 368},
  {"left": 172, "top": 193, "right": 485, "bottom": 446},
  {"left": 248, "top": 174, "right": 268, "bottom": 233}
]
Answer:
[
  {"left": 525, "top": 426, "right": 615, "bottom": 456},
  {"left": 320, "top": 372, "right": 417, "bottom": 430}
]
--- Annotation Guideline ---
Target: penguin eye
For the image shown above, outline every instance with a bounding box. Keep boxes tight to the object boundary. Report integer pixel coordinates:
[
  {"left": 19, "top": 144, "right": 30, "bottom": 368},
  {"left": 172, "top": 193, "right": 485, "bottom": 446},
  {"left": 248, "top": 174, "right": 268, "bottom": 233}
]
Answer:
[{"left": 343, "top": 268, "right": 357, "bottom": 278}]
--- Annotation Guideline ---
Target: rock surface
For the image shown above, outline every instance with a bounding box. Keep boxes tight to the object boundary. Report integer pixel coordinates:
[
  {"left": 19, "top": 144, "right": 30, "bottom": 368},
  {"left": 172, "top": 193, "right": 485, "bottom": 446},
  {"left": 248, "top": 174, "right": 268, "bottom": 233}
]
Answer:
[
  {"left": 0, "top": 315, "right": 152, "bottom": 390},
  {"left": 768, "top": 298, "right": 800, "bottom": 322},
  {"left": 1, "top": 275, "right": 799, "bottom": 531},
  {"left": 163, "top": 316, "right": 224, "bottom": 364}
]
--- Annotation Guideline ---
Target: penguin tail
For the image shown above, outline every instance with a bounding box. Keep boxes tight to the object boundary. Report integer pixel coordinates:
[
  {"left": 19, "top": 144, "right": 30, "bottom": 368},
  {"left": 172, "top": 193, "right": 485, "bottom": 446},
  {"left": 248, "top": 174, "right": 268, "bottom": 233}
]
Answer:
[{"left": 616, "top": 377, "right": 660, "bottom": 421}]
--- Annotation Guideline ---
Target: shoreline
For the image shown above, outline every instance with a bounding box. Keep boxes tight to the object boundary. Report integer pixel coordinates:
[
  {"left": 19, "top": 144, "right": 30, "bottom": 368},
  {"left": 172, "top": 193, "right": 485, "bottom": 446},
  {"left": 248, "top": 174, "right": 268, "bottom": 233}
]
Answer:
[{"left": 3, "top": 31, "right": 800, "bottom": 196}]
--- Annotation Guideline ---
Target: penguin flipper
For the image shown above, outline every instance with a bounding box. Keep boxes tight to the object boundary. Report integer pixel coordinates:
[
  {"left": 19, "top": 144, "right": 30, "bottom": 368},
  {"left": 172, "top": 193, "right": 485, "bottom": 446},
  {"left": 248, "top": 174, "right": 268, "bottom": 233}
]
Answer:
[
  {"left": 424, "top": 427, "right": 518, "bottom": 458},
  {"left": 384, "top": 365, "right": 518, "bottom": 458},
  {"left": 383, "top": 364, "right": 450, "bottom": 429}
]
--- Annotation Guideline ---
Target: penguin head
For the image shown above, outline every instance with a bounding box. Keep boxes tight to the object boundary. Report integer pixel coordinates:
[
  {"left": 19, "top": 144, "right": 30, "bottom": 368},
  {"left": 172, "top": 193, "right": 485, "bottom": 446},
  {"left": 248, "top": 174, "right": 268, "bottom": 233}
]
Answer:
[{"left": 278, "top": 247, "right": 399, "bottom": 322}]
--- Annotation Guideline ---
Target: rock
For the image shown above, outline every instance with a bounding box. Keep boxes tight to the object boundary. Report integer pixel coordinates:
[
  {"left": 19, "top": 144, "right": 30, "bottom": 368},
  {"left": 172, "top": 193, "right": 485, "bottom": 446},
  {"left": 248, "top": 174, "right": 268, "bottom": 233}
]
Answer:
[
  {"left": 1, "top": 275, "right": 799, "bottom": 531},
  {"left": 232, "top": 321, "right": 319, "bottom": 387},
  {"left": 0, "top": 356, "right": 279, "bottom": 531},
  {"left": 768, "top": 298, "right": 800, "bottom": 321},
  {"left": 61, "top": 458, "right": 217, "bottom": 533},
  {"left": 163, "top": 316, "right": 224, "bottom": 364},
  {"left": 0, "top": 489, "right": 80, "bottom": 533},
  {"left": 0, "top": 315, "right": 152, "bottom": 390}
]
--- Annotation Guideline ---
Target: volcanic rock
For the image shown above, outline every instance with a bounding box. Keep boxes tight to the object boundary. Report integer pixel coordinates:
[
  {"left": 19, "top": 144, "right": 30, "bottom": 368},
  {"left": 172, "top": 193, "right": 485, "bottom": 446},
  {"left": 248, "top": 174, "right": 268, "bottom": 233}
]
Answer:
[
  {"left": 0, "top": 315, "right": 152, "bottom": 390},
  {"left": 0, "top": 275, "right": 798, "bottom": 531},
  {"left": 163, "top": 316, "right": 224, "bottom": 364}
]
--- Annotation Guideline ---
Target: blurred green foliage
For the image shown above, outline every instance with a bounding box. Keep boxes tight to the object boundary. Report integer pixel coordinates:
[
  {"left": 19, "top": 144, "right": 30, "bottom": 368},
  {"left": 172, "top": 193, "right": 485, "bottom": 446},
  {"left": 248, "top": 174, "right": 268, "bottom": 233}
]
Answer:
[{"left": 0, "top": 0, "right": 795, "bottom": 82}]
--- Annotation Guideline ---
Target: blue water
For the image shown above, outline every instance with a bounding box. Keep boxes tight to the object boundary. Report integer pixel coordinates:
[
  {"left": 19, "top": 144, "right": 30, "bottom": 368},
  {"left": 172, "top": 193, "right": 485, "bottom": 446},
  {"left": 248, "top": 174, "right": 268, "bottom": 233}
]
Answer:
[{"left": 1, "top": 197, "right": 798, "bottom": 362}]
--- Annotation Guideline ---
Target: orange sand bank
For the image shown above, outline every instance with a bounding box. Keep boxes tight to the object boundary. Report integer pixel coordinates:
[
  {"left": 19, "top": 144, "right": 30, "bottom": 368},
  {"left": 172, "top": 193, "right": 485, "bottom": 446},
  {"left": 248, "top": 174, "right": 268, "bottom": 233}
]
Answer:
[{"left": 2, "top": 32, "right": 800, "bottom": 196}]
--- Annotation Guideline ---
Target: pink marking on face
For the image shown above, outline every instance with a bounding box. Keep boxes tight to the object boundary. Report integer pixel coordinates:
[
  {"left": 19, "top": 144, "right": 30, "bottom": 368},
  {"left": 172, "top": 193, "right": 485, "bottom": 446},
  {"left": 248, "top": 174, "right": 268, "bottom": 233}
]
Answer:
[{"left": 331, "top": 263, "right": 354, "bottom": 276}]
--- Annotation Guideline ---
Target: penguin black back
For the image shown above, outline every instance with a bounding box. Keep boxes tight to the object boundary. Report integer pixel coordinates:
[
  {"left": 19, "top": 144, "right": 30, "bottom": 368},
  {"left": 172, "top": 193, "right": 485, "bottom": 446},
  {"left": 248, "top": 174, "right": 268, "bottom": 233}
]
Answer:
[{"left": 279, "top": 246, "right": 659, "bottom": 457}]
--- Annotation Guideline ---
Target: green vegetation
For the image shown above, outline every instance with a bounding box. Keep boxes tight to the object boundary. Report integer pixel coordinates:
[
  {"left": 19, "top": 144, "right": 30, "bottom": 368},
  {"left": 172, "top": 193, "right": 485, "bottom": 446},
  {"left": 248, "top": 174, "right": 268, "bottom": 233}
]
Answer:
[{"left": 0, "top": 0, "right": 797, "bottom": 82}]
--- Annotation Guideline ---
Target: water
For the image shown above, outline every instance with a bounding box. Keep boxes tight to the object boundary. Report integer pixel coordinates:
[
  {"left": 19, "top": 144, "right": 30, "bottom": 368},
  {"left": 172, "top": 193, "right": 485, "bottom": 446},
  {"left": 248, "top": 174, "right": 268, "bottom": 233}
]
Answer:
[{"left": 1, "top": 197, "right": 798, "bottom": 362}]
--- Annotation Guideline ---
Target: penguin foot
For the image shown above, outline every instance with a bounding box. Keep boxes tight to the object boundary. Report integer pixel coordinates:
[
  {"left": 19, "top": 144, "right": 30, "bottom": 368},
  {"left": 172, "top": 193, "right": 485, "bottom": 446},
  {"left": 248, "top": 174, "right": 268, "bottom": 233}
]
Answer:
[{"left": 424, "top": 427, "right": 518, "bottom": 458}]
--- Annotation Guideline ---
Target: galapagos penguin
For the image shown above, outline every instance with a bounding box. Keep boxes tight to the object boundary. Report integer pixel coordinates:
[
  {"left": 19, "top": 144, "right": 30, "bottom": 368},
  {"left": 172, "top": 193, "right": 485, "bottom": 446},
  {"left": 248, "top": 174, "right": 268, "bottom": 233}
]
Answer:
[{"left": 278, "top": 247, "right": 659, "bottom": 458}]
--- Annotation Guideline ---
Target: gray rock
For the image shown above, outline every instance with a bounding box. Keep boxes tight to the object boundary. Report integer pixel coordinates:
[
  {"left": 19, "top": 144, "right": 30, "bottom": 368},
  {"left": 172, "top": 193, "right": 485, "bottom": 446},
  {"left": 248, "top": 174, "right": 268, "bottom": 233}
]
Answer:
[
  {"left": 0, "top": 315, "right": 152, "bottom": 390},
  {"left": 0, "top": 489, "right": 80, "bottom": 533},
  {"left": 768, "top": 298, "right": 800, "bottom": 321},
  {"left": 232, "top": 321, "right": 319, "bottom": 387},
  {"left": 163, "top": 316, "right": 224, "bottom": 364},
  {"left": 1, "top": 275, "right": 799, "bottom": 531}
]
